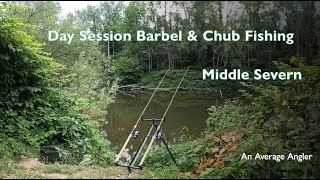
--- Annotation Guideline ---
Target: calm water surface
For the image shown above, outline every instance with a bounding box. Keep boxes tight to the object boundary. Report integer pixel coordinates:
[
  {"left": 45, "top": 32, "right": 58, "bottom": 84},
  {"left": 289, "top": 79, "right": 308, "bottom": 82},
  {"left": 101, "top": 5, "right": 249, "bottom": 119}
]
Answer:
[{"left": 102, "top": 91, "right": 237, "bottom": 151}]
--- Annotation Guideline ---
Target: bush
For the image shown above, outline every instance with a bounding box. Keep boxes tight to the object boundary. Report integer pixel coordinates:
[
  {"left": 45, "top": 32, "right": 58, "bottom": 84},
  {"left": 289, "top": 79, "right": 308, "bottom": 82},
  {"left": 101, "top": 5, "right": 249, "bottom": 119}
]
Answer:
[
  {"left": 113, "top": 57, "right": 143, "bottom": 85},
  {"left": 179, "top": 60, "right": 320, "bottom": 179},
  {"left": 0, "top": 14, "right": 114, "bottom": 165}
]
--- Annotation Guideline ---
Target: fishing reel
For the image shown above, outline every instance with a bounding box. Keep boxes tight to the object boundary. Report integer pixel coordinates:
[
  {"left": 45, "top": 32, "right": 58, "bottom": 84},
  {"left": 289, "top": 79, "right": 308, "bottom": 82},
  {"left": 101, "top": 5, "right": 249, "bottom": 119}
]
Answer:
[
  {"left": 156, "top": 131, "right": 164, "bottom": 140},
  {"left": 131, "top": 129, "right": 139, "bottom": 139}
]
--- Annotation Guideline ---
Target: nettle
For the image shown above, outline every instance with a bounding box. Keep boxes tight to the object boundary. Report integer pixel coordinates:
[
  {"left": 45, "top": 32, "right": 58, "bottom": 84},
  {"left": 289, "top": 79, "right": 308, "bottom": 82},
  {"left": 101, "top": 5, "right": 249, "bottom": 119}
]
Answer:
[{"left": 0, "top": 14, "right": 112, "bottom": 164}]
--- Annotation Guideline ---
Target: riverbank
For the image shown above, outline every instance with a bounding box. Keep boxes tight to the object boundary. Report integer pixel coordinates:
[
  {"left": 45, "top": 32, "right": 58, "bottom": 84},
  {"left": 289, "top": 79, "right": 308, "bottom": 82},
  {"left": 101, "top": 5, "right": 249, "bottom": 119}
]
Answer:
[
  {"left": 118, "top": 84, "right": 216, "bottom": 92},
  {"left": 0, "top": 157, "right": 180, "bottom": 179},
  {"left": 136, "top": 69, "right": 243, "bottom": 91}
]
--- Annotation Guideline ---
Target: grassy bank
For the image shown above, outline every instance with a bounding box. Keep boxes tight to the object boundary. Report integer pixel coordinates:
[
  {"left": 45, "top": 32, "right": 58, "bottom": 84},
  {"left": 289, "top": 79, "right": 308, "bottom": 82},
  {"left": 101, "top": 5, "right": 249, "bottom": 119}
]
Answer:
[{"left": 0, "top": 157, "right": 180, "bottom": 179}]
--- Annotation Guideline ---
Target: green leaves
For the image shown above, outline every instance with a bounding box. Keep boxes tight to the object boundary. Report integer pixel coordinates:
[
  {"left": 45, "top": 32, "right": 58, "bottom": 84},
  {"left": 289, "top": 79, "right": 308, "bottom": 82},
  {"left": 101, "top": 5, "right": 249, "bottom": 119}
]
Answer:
[
  {"left": 0, "top": 54, "right": 10, "bottom": 61},
  {"left": 7, "top": 43, "right": 14, "bottom": 51},
  {"left": 179, "top": 61, "right": 320, "bottom": 179},
  {"left": 0, "top": 10, "right": 113, "bottom": 165},
  {"left": 1, "top": 2, "right": 8, "bottom": 8},
  {"left": 62, "top": 129, "right": 68, "bottom": 136},
  {"left": 113, "top": 56, "right": 143, "bottom": 85}
]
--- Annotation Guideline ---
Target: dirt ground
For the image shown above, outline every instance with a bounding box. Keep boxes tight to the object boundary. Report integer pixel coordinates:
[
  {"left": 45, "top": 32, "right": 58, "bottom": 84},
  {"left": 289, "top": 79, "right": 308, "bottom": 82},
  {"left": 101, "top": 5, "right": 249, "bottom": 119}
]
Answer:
[{"left": 3, "top": 158, "right": 139, "bottom": 179}]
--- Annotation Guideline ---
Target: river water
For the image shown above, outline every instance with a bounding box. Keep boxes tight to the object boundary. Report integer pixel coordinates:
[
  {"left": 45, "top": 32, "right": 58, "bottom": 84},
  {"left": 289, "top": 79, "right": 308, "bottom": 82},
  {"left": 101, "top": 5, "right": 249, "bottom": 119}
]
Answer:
[{"left": 102, "top": 91, "right": 236, "bottom": 151}]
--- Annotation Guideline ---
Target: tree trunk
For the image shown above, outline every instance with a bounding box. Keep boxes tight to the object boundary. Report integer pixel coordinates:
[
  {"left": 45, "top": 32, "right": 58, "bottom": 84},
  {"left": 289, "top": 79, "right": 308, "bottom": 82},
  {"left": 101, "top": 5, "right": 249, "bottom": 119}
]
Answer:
[
  {"left": 212, "top": 47, "right": 215, "bottom": 67},
  {"left": 156, "top": 58, "right": 159, "bottom": 69},
  {"left": 148, "top": 45, "right": 152, "bottom": 71},
  {"left": 224, "top": 54, "right": 228, "bottom": 67},
  {"left": 296, "top": 30, "right": 299, "bottom": 58},
  {"left": 107, "top": 39, "right": 110, "bottom": 59},
  {"left": 112, "top": 40, "right": 114, "bottom": 59}
]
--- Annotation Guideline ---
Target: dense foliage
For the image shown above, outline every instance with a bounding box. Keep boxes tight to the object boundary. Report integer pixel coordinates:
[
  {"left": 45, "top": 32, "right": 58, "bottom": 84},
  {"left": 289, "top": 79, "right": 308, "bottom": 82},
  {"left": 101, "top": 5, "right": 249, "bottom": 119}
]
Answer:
[
  {"left": 177, "top": 60, "right": 320, "bottom": 178},
  {"left": 1, "top": 1, "right": 320, "bottom": 179},
  {"left": 54, "top": 1, "right": 320, "bottom": 71},
  {"left": 112, "top": 56, "right": 143, "bottom": 85},
  {"left": 140, "top": 68, "right": 242, "bottom": 90},
  {"left": 0, "top": 4, "right": 114, "bottom": 165},
  {"left": 8, "top": 1, "right": 318, "bottom": 80}
]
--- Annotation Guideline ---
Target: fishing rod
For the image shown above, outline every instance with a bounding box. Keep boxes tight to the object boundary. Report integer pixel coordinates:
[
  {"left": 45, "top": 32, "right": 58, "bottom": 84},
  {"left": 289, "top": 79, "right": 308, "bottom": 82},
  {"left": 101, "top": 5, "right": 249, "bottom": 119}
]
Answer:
[
  {"left": 114, "top": 68, "right": 170, "bottom": 164},
  {"left": 138, "top": 66, "right": 190, "bottom": 167},
  {"left": 114, "top": 66, "right": 190, "bottom": 179}
]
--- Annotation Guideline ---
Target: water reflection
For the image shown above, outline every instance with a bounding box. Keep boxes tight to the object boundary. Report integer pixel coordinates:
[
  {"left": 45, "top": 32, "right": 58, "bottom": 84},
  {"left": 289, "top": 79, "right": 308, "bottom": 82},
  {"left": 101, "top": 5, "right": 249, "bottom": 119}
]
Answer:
[{"left": 102, "top": 91, "right": 236, "bottom": 150}]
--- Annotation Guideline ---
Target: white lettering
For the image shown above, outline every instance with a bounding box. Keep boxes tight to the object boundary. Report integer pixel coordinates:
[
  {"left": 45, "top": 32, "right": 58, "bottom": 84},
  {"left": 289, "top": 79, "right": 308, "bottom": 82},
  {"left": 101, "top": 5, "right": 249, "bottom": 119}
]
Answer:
[{"left": 48, "top": 31, "right": 58, "bottom": 41}]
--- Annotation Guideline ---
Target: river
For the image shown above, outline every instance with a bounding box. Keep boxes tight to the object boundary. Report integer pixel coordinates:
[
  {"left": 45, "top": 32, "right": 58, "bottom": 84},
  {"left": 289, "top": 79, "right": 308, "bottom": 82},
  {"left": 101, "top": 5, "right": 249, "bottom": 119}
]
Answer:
[{"left": 102, "top": 91, "right": 237, "bottom": 151}]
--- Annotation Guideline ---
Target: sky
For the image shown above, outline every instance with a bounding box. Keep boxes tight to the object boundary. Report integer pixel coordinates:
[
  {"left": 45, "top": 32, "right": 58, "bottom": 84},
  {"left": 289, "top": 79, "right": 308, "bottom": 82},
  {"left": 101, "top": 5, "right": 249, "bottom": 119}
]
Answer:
[
  {"left": 57, "top": 1, "right": 131, "bottom": 18},
  {"left": 57, "top": 1, "right": 320, "bottom": 18},
  {"left": 57, "top": 1, "right": 101, "bottom": 17}
]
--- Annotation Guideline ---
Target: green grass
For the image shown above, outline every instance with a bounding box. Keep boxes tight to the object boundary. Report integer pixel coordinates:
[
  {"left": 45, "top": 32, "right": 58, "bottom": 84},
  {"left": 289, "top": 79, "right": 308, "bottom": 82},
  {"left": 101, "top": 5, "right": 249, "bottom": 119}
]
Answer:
[
  {"left": 136, "top": 166, "right": 180, "bottom": 179},
  {"left": 0, "top": 158, "right": 22, "bottom": 177},
  {"left": 0, "top": 157, "right": 182, "bottom": 179}
]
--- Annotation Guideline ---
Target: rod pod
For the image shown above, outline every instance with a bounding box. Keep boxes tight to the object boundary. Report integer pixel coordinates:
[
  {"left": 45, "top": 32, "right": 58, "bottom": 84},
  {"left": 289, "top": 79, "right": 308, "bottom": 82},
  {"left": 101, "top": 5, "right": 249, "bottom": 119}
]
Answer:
[
  {"left": 114, "top": 68, "right": 170, "bottom": 163},
  {"left": 115, "top": 67, "right": 190, "bottom": 179}
]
